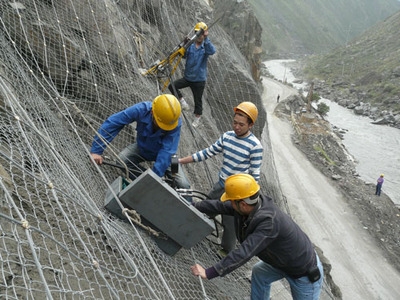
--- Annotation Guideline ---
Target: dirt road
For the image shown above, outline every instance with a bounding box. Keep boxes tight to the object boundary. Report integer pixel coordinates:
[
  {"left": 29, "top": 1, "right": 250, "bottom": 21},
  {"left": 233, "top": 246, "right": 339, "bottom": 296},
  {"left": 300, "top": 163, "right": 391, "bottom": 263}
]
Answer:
[{"left": 261, "top": 77, "right": 400, "bottom": 299}]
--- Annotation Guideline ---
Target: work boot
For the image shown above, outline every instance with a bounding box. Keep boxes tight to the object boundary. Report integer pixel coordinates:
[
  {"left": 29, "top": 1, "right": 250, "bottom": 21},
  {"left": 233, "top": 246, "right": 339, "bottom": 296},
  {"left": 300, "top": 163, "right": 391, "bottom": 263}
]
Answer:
[
  {"left": 179, "top": 98, "right": 189, "bottom": 111},
  {"left": 192, "top": 116, "right": 201, "bottom": 128}
]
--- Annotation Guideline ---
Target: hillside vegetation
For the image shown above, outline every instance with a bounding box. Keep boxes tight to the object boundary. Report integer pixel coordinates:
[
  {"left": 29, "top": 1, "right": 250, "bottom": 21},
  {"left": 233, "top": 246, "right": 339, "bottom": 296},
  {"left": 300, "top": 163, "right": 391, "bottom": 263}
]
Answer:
[
  {"left": 301, "top": 10, "right": 400, "bottom": 118},
  {"left": 247, "top": 0, "right": 400, "bottom": 58}
]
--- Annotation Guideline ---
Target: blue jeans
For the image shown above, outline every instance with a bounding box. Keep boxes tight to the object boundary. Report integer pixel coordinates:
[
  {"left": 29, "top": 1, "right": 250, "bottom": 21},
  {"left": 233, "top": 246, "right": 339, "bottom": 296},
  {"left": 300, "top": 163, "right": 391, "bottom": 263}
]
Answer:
[
  {"left": 375, "top": 183, "right": 382, "bottom": 196},
  {"left": 118, "top": 143, "right": 191, "bottom": 191},
  {"left": 251, "top": 253, "right": 323, "bottom": 300}
]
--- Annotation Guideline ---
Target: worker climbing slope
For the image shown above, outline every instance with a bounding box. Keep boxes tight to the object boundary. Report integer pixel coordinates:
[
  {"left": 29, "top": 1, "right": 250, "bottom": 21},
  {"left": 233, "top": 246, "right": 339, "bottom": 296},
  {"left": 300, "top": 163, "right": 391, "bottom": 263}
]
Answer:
[{"left": 168, "top": 22, "right": 216, "bottom": 128}]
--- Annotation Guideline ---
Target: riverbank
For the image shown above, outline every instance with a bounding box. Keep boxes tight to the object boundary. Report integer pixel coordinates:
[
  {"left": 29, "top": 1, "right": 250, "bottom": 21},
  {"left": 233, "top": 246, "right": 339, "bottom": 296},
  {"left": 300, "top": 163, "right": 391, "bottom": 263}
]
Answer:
[
  {"left": 284, "top": 100, "right": 400, "bottom": 274},
  {"left": 263, "top": 59, "right": 400, "bottom": 206},
  {"left": 262, "top": 76, "right": 400, "bottom": 299}
]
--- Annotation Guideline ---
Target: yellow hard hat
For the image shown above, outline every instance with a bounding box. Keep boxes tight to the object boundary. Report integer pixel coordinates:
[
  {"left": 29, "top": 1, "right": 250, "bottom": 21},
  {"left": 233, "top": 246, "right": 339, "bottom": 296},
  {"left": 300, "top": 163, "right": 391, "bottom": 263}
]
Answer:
[
  {"left": 220, "top": 174, "right": 260, "bottom": 204},
  {"left": 234, "top": 102, "right": 258, "bottom": 124},
  {"left": 380, "top": 174, "right": 384, "bottom": 177},
  {"left": 152, "top": 94, "right": 181, "bottom": 131},
  {"left": 194, "top": 22, "right": 208, "bottom": 32}
]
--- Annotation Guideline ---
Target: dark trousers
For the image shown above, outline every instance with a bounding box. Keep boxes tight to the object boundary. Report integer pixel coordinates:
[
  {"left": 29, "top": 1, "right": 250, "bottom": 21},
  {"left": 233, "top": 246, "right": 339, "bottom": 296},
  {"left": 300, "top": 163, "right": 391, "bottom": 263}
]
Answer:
[
  {"left": 168, "top": 78, "right": 206, "bottom": 116},
  {"left": 118, "top": 143, "right": 191, "bottom": 190},
  {"left": 375, "top": 183, "right": 382, "bottom": 196},
  {"left": 208, "top": 181, "right": 237, "bottom": 252}
]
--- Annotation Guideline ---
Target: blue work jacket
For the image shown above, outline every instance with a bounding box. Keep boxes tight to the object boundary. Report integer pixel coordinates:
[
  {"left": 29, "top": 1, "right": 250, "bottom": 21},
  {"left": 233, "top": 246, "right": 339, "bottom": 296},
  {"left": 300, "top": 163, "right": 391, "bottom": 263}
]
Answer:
[
  {"left": 90, "top": 101, "right": 182, "bottom": 177},
  {"left": 184, "top": 37, "right": 216, "bottom": 82}
]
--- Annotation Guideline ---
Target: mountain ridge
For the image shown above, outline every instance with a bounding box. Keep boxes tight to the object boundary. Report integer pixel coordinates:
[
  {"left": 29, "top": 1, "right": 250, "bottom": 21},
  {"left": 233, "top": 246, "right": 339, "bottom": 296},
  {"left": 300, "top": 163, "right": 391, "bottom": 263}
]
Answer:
[
  {"left": 247, "top": 0, "right": 400, "bottom": 58},
  {"left": 299, "top": 10, "right": 400, "bottom": 127}
]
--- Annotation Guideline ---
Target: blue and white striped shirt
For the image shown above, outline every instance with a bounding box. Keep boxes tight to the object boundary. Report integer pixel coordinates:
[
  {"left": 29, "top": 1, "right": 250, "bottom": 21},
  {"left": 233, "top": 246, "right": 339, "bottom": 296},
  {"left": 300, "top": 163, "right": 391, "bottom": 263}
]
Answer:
[{"left": 192, "top": 131, "right": 263, "bottom": 186}]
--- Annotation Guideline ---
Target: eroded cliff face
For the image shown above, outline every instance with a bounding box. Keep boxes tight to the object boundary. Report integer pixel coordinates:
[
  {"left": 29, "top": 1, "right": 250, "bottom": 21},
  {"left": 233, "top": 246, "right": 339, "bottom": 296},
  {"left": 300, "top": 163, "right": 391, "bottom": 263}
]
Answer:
[{"left": 214, "top": 0, "right": 263, "bottom": 82}]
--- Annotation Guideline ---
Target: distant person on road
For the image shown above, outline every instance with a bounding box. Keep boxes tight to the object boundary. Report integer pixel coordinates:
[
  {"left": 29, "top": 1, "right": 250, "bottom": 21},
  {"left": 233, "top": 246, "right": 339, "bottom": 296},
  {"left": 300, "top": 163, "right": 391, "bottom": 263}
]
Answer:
[
  {"left": 179, "top": 102, "right": 263, "bottom": 253},
  {"left": 190, "top": 174, "right": 324, "bottom": 299},
  {"left": 375, "top": 174, "right": 384, "bottom": 196},
  {"left": 277, "top": 94, "right": 280, "bottom": 103},
  {"left": 168, "top": 22, "right": 216, "bottom": 128}
]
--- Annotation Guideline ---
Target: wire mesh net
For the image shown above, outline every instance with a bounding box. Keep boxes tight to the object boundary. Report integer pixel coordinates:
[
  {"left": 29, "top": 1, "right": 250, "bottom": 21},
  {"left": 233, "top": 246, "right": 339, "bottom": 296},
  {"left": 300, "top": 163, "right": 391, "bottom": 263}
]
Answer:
[{"left": 0, "top": 0, "right": 334, "bottom": 299}]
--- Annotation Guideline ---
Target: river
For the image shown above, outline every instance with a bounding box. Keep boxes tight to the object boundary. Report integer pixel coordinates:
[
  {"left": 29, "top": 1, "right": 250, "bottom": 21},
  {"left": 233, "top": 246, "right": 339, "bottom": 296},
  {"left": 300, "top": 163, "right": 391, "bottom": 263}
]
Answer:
[{"left": 264, "top": 59, "right": 400, "bottom": 206}]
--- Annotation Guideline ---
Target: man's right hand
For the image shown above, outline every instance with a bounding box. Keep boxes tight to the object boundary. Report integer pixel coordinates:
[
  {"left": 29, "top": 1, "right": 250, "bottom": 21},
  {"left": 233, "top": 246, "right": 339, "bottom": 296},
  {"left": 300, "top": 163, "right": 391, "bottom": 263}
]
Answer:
[{"left": 91, "top": 153, "right": 103, "bottom": 165}]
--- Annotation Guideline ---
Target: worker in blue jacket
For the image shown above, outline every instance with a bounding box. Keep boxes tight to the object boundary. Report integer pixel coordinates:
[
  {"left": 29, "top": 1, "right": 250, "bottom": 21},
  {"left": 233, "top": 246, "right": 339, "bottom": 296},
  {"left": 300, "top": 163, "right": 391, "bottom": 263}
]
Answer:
[
  {"left": 90, "top": 94, "right": 190, "bottom": 190},
  {"left": 168, "top": 21, "right": 216, "bottom": 128},
  {"left": 191, "top": 174, "right": 324, "bottom": 300}
]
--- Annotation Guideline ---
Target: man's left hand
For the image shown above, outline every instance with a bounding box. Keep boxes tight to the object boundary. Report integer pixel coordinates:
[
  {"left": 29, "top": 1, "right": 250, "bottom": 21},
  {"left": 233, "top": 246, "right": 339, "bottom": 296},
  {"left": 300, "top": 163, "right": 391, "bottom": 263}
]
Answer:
[{"left": 191, "top": 264, "right": 207, "bottom": 279}]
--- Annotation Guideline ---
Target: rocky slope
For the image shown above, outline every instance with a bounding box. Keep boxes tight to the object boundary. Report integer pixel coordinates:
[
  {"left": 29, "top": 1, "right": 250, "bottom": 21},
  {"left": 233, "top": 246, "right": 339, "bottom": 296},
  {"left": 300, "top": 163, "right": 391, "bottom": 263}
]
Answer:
[{"left": 0, "top": 1, "right": 274, "bottom": 299}]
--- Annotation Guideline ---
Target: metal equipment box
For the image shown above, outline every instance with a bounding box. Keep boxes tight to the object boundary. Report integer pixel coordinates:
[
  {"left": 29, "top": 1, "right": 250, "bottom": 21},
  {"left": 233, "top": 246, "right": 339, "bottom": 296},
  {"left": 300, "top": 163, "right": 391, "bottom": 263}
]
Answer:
[{"left": 104, "top": 169, "right": 215, "bottom": 255}]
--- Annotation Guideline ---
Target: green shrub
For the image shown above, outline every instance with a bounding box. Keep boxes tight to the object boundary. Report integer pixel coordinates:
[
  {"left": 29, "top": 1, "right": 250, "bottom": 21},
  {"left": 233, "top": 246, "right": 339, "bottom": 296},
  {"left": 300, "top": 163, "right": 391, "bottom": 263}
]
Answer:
[{"left": 317, "top": 102, "right": 330, "bottom": 116}]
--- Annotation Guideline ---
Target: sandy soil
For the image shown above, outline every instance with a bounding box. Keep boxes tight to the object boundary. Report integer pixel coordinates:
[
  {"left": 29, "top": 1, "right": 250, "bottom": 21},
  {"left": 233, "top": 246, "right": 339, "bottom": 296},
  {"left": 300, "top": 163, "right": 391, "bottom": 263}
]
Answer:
[{"left": 261, "top": 77, "right": 400, "bottom": 300}]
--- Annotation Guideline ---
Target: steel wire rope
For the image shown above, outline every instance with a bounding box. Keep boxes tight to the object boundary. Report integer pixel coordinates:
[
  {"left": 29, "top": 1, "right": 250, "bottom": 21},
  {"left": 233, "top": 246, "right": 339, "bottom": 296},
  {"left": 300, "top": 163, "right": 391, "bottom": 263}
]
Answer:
[
  {"left": 96, "top": 5, "right": 148, "bottom": 91},
  {"left": 44, "top": 76, "right": 150, "bottom": 187},
  {"left": 0, "top": 90, "right": 125, "bottom": 222},
  {"left": 0, "top": 148, "right": 113, "bottom": 222},
  {"left": 47, "top": 2, "right": 120, "bottom": 113},
  {"left": 62, "top": 0, "right": 102, "bottom": 101},
  {"left": 0, "top": 76, "right": 54, "bottom": 146},
  {"left": 31, "top": 0, "right": 71, "bottom": 96},
  {"left": 87, "top": 160, "right": 166, "bottom": 299},
  {"left": 119, "top": 207, "right": 174, "bottom": 298},
  {"left": 0, "top": 168, "right": 54, "bottom": 299},
  {"left": 99, "top": 219, "right": 161, "bottom": 299},
  {"left": 0, "top": 56, "right": 67, "bottom": 153},
  {"left": 122, "top": 1, "right": 166, "bottom": 74},
  {"left": 1, "top": 110, "right": 128, "bottom": 298},
  {"left": 2, "top": 19, "right": 219, "bottom": 251},
  {"left": 30, "top": 98, "right": 165, "bottom": 296},
  {"left": 9, "top": 111, "right": 121, "bottom": 299},
  {"left": 58, "top": 95, "right": 162, "bottom": 205},
  {"left": 166, "top": 72, "right": 216, "bottom": 189},
  {"left": 61, "top": 94, "right": 173, "bottom": 298},
  {"left": 4, "top": 13, "right": 220, "bottom": 291},
  {"left": 0, "top": 45, "right": 106, "bottom": 189},
  {"left": 0, "top": 8, "right": 61, "bottom": 97},
  {"left": 154, "top": 44, "right": 227, "bottom": 250},
  {"left": 7, "top": 3, "right": 152, "bottom": 298},
  {"left": 84, "top": 1, "right": 122, "bottom": 95},
  {"left": 0, "top": 208, "right": 139, "bottom": 280},
  {"left": 52, "top": 95, "right": 132, "bottom": 180},
  {"left": 11, "top": 5, "right": 211, "bottom": 298},
  {"left": 125, "top": 22, "right": 171, "bottom": 70},
  {"left": 35, "top": 76, "right": 174, "bottom": 297},
  {"left": 27, "top": 147, "right": 161, "bottom": 297},
  {"left": 190, "top": 248, "right": 211, "bottom": 300}
]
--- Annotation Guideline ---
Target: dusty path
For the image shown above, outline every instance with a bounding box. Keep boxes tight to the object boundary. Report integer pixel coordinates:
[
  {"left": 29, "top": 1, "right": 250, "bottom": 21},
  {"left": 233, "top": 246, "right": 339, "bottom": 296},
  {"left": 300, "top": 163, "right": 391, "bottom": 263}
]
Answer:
[{"left": 261, "top": 77, "right": 400, "bottom": 300}]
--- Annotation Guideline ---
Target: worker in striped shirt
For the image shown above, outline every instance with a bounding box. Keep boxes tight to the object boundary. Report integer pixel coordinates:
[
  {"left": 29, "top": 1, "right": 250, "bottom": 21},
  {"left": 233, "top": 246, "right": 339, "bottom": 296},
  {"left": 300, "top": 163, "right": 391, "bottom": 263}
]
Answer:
[{"left": 179, "top": 102, "right": 263, "bottom": 253}]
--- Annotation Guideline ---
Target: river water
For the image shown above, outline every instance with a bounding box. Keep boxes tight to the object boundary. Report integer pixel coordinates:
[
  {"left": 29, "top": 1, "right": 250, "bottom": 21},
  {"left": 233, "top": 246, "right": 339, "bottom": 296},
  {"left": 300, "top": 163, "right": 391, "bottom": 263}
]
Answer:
[{"left": 264, "top": 59, "right": 400, "bottom": 206}]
